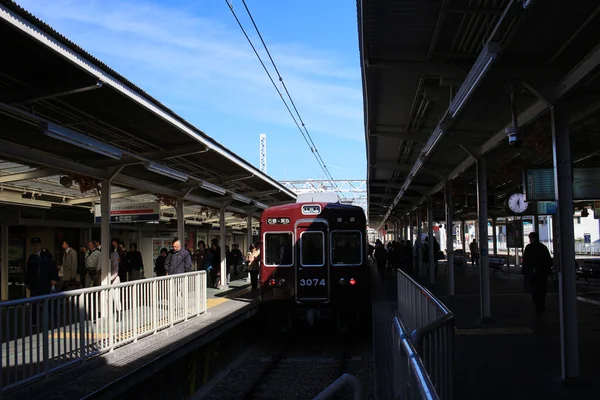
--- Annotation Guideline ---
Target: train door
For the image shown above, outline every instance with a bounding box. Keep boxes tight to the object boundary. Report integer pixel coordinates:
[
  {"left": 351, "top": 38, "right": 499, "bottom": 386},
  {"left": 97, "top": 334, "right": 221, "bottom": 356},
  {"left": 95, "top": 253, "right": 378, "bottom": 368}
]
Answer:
[{"left": 295, "top": 219, "right": 329, "bottom": 303}]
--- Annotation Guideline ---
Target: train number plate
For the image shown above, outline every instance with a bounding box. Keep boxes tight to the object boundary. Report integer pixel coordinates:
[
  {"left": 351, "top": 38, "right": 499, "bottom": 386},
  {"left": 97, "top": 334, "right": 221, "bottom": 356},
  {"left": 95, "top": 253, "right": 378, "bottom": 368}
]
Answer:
[{"left": 299, "top": 278, "right": 326, "bottom": 287}]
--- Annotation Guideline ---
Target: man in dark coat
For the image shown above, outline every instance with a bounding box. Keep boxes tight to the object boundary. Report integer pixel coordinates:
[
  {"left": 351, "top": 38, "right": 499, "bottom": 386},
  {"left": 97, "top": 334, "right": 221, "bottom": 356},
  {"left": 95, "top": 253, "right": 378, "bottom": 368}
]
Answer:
[
  {"left": 26, "top": 237, "right": 59, "bottom": 298},
  {"left": 165, "top": 240, "right": 192, "bottom": 275},
  {"left": 522, "top": 231, "right": 553, "bottom": 314}
]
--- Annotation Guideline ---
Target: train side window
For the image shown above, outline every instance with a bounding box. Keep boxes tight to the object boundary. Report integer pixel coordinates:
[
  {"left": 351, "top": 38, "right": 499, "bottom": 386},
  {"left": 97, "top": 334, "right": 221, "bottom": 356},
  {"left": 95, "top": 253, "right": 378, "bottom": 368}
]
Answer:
[
  {"left": 300, "top": 231, "right": 325, "bottom": 267},
  {"left": 331, "top": 231, "right": 362, "bottom": 266},
  {"left": 264, "top": 232, "right": 294, "bottom": 267}
]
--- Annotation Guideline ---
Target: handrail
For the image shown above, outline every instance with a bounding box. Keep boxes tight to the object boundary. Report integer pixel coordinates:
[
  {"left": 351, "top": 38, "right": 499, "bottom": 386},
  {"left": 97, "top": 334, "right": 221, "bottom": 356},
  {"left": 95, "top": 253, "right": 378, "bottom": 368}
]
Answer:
[
  {"left": 395, "top": 268, "right": 454, "bottom": 400},
  {"left": 313, "top": 373, "right": 363, "bottom": 400},
  {"left": 1, "top": 271, "right": 208, "bottom": 394},
  {"left": 393, "top": 317, "right": 439, "bottom": 400}
]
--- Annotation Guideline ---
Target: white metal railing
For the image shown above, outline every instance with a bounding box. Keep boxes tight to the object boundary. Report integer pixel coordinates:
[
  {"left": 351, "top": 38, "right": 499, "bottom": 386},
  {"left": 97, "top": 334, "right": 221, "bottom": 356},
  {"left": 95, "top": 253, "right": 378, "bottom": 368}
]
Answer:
[
  {"left": 0, "top": 271, "right": 207, "bottom": 394},
  {"left": 575, "top": 242, "right": 600, "bottom": 255},
  {"left": 395, "top": 269, "right": 454, "bottom": 400}
]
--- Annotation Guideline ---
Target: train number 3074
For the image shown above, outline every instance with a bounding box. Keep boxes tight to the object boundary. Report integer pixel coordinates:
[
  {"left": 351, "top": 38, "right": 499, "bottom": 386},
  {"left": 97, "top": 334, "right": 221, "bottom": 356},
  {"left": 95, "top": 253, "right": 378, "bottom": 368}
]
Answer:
[{"left": 299, "top": 278, "right": 326, "bottom": 287}]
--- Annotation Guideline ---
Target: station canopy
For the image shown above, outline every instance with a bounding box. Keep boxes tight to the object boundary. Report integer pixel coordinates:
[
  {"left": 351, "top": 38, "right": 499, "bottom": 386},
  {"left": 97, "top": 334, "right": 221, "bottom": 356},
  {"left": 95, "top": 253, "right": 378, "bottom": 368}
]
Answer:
[
  {"left": 0, "top": 2, "right": 296, "bottom": 228},
  {"left": 359, "top": 0, "right": 600, "bottom": 228}
]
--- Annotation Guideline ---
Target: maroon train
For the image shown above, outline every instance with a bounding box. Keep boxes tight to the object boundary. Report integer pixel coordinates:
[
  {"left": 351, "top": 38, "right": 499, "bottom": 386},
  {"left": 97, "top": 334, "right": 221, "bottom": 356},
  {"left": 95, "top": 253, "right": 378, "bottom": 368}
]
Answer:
[{"left": 258, "top": 201, "right": 370, "bottom": 328}]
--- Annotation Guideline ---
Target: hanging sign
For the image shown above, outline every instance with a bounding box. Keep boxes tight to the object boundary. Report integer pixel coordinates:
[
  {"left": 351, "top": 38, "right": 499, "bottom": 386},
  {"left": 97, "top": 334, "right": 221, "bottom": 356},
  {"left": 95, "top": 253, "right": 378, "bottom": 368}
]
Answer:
[{"left": 94, "top": 202, "right": 161, "bottom": 223}]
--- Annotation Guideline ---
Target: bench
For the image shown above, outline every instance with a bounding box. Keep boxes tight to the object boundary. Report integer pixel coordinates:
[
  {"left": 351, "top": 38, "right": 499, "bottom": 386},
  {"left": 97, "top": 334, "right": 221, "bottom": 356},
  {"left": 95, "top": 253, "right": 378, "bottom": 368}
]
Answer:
[
  {"left": 488, "top": 256, "right": 507, "bottom": 275},
  {"left": 576, "top": 260, "right": 600, "bottom": 284}
]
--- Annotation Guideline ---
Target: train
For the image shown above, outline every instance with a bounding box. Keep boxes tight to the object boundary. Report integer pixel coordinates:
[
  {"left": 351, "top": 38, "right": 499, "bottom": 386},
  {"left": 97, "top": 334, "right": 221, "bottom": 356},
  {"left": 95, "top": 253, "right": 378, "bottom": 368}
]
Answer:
[{"left": 259, "top": 200, "right": 371, "bottom": 331}]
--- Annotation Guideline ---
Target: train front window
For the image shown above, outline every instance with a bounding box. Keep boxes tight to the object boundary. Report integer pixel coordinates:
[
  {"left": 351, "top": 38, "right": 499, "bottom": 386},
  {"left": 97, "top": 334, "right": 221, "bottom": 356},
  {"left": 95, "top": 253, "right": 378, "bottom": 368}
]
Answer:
[
  {"left": 264, "top": 232, "right": 293, "bottom": 267},
  {"left": 300, "top": 231, "right": 325, "bottom": 267},
  {"left": 331, "top": 231, "right": 362, "bottom": 266}
]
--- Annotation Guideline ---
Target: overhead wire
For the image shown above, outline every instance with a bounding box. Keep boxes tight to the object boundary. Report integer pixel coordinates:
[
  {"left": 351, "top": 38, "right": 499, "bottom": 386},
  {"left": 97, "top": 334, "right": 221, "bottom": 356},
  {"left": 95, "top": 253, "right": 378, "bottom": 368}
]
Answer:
[{"left": 225, "top": 0, "right": 345, "bottom": 199}]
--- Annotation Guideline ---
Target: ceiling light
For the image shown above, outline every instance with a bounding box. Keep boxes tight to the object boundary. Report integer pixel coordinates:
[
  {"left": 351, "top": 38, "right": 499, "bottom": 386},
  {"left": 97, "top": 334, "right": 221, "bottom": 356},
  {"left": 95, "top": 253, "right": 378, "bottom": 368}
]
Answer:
[
  {"left": 200, "top": 181, "right": 226, "bottom": 195},
  {"left": 144, "top": 161, "right": 188, "bottom": 182},
  {"left": 42, "top": 122, "right": 123, "bottom": 160},
  {"left": 254, "top": 201, "right": 268, "bottom": 210},
  {"left": 232, "top": 193, "right": 252, "bottom": 204}
]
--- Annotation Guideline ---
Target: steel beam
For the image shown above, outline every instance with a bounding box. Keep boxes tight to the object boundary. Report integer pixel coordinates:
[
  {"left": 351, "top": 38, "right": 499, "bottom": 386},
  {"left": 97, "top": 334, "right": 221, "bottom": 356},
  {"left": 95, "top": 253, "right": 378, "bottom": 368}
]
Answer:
[
  {"left": 219, "top": 203, "right": 228, "bottom": 290},
  {"left": 0, "top": 168, "right": 59, "bottom": 183},
  {"left": 551, "top": 101, "right": 580, "bottom": 381},
  {"left": 417, "top": 208, "right": 423, "bottom": 276},
  {"left": 445, "top": 181, "right": 455, "bottom": 296},
  {"left": 0, "top": 140, "right": 250, "bottom": 214},
  {"left": 67, "top": 189, "right": 146, "bottom": 205},
  {"left": 427, "top": 197, "right": 435, "bottom": 284},
  {"left": 476, "top": 156, "right": 491, "bottom": 321},
  {"left": 100, "top": 180, "right": 111, "bottom": 287},
  {"left": 177, "top": 200, "right": 185, "bottom": 249},
  {"left": 1, "top": 223, "right": 8, "bottom": 300},
  {"left": 370, "top": 130, "right": 427, "bottom": 142},
  {"left": 4, "top": 82, "right": 102, "bottom": 105}
]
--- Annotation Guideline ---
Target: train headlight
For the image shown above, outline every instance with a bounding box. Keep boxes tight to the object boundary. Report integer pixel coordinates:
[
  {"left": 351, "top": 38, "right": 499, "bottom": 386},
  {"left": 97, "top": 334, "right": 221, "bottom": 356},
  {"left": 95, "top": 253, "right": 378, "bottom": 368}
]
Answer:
[
  {"left": 268, "top": 278, "right": 276, "bottom": 287},
  {"left": 278, "top": 279, "right": 286, "bottom": 287},
  {"left": 339, "top": 278, "right": 345, "bottom": 286},
  {"left": 349, "top": 278, "right": 356, "bottom": 286}
]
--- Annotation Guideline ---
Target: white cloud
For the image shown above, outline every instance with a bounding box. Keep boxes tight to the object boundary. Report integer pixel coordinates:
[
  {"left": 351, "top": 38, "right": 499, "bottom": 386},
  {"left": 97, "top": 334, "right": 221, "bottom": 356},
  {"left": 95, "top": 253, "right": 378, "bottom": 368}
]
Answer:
[{"left": 17, "top": 0, "right": 365, "bottom": 143}]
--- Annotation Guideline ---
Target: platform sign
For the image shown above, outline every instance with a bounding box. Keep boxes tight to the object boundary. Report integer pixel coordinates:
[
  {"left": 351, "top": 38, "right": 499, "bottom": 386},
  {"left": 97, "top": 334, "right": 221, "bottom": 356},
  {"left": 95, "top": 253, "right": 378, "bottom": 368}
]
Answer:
[
  {"left": 506, "top": 220, "right": 524, "bottom": 248},
  {"left": 527, "top": 168, "right": 600, "bottom": 201},
  {"left": 537, "top": 201, "right": 556, "bottom": 215},
  {"left": 94, "top": 202, "right": 160, "bottom": 224},
  {"left": 584, "top": 233, "right": 591, "bottom": 244}
]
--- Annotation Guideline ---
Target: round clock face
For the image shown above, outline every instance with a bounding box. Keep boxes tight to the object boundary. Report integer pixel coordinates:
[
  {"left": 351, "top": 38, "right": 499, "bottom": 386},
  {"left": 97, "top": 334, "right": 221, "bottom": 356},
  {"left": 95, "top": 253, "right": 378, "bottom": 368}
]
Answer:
[{"left": 507, "top": 193, "right": 528, "bottom": 214}]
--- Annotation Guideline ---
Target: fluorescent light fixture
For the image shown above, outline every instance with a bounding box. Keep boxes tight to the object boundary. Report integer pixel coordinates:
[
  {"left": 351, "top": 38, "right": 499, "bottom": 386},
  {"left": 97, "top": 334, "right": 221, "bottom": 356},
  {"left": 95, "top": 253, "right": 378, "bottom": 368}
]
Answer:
[
  {"left": 232, "top": 193, "right": 252, "bottom": 204},
  {"left": 254, "top": 201, "right": 268, "bottom": 210},
  {"left": 422, "top": 126, "right": 444, "bottom": 157},
  {"left": 144, "top": 161, "right": 188, "bottom": 182},
  {"left": 42, "top": 122, "right": 123, "bottom": 160},
  {"left": 449, "top": 42, "right": 499, "bottom": 118},
  {"left": 200, "top": 181, "right": 226, "bottom": 195}
]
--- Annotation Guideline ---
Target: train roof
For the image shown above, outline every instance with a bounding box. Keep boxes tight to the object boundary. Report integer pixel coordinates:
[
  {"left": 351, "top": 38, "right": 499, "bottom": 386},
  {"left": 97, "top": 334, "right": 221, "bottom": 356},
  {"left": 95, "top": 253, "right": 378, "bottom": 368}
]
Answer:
[{"left": 262, "top": 202, "right": 366, "bottom": 216}]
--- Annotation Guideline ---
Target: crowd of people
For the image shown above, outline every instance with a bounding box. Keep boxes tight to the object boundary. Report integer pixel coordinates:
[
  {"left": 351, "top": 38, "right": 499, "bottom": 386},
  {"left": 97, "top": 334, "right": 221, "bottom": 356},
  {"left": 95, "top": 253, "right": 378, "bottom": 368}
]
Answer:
[{"left": 26, "top": 236, "right": 263, "bottom": 298}]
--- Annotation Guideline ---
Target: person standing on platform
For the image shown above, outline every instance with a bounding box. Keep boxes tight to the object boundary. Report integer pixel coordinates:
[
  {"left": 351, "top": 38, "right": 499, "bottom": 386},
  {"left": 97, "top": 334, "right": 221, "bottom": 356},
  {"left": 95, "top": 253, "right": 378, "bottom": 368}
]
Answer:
[
  {"left": 522, "top": 231, "right": 553, "bottom": 315},
  {"left": 470, "top": 239, "right": 480, "bottom": 266},
  {"left": 26, "top": 238, "right": 59, "bottom": 297},
  {"left": 85, "top": 240, "right": 102, "bottom": 287},
  {"left": 164, "top": 240, "right": 192, "bottom": 275},
  {"left": 60, "top": 240, "right": 80, "bottom": 291}
]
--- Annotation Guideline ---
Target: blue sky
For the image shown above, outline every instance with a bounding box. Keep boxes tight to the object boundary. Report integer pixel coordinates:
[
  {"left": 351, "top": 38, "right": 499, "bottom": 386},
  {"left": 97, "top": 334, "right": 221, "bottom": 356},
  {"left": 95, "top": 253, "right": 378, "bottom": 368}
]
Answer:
[{"left": 17, "top": 0, "right": 366, "bottom": 181}]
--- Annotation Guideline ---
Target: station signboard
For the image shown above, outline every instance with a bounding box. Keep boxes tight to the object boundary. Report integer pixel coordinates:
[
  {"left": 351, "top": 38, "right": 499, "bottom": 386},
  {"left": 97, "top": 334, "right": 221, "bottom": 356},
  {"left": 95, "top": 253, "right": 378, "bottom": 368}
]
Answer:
[
  {"left": 94, "top": 202, "right": 161, "bottom": 224},
  {"left": 526, "top": 168, "right": 600, "bottom": 201},
  {"left": 537, "top": 201, "right": 556, "bottom": 215}
]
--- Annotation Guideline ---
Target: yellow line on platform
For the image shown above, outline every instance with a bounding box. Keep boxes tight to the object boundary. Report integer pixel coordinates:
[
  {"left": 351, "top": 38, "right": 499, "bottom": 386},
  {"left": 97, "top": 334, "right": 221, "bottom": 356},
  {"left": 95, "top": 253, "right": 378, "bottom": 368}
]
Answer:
[
  {"left": 207, "top": 298, "right": 229, "bottom": 308},
  {"left": 454, "top": 327, "right": 533, "bottom": 335}
]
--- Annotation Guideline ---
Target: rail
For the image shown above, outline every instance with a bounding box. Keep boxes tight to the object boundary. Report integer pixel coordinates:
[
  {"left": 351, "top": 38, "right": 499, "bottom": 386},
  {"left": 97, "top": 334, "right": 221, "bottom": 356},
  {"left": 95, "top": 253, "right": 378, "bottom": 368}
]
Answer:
[
  {"left": 392, "top": 317, "right": 438, "bottom": 400},
  {"left": 395, "top": 269, "right": 454, "bottom": 400},
  {"left": 0, "top": 271, "right": 207, "bottom": 394},
  {"left": 313, "top": 373, "right": 363, "bottom": 400}
]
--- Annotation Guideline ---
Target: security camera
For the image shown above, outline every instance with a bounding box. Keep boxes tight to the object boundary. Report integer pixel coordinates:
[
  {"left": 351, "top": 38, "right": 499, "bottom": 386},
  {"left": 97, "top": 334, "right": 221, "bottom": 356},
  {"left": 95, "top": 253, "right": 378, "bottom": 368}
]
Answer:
[
  {"left": 59, "top": 175, "right": 73, "bottom": 188},
  {"left": 506, "top": 126, "right": 522, "bottom": 148}
]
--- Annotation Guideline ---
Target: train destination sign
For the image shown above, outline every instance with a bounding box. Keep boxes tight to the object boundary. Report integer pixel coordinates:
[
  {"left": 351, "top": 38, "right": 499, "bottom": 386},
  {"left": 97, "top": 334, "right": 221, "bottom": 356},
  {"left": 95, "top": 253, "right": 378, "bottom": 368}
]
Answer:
[
  {"left": 94, "top": 202, "right": 161, "bottom": 224},
  {"left": 526, "top": 168, "right": 600, "bottom": 201},
  {"left": 266, "top": 217, "right": 290, "bottom": 225}
]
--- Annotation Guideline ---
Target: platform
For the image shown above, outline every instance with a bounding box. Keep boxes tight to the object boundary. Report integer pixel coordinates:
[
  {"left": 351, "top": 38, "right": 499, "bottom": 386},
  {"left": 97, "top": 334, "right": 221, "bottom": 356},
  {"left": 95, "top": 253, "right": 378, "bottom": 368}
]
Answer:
[
  {"left": 417, "top": 262, "right": 600, "bottom": 400},
  {"left": 3, "top": 280, "right": 258, "bottom": 400}
]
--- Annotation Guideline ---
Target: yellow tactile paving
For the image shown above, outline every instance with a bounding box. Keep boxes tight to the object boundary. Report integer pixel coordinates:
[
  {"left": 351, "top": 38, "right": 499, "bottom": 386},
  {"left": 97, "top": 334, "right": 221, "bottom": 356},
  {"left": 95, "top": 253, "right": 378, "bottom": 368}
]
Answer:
[{"left": 207, "top": 298, "right": 229, "bottom": 308}]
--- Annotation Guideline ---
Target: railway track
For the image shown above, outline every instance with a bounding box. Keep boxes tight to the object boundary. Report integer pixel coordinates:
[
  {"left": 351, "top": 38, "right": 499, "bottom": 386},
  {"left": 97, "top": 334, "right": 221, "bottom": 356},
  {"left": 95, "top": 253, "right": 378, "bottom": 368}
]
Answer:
[{"left": 202, "top": 326, "right": 370, "bottom": 400}]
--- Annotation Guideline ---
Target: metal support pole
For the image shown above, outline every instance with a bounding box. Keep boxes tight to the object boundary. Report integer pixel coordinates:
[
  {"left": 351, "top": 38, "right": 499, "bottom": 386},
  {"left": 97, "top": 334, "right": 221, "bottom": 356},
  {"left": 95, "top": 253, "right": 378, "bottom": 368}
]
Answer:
[
  {"left": 246, "top": 213, "right": 253, "bottom": 283},
  {"left": 476, "top": 156, "right": 491, "bottom": 321},
  {"left": 219, "top": 204, "right": 228, "bottom": 290},
  {"left": 427, "top": 197, "right": 435, "bottom": 284},
  {"left": 461, "top": 220, "right": 466, "bottom": 254},
  {"left": 177, "top": 199, "right": 185, "bottom": 248},
  {"left": 492, "top": 217, "right": 498, "bottom": 256},
  {"left": 445, "top": 182, "right": 455, "bottom": 296},
  {"left": 417, "top": 208, "right": 423, "bottom": 276},
  {"left": 1, "top": 223, "right": 8, "bottom": 300},
  {"left": 100, "top": 180, "right": 111, "bottom": 286},
  {"left": 552, "top": 101, "right": 580, "bottom": 380}
]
